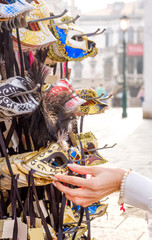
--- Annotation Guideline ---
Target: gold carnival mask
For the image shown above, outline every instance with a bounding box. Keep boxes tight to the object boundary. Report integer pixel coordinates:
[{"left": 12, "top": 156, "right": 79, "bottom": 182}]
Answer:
[
  {"left": 75, "top": 88, "right": 107, "bottom": 115},
  {"left": 12, "top": 0, "right": 56, "bottom": 51},
  {"left": 0, "top": 143, "right": 68, "bottom": 190},
  {"left": 74, "top": 132, "right": 107, "bottom": 166}
]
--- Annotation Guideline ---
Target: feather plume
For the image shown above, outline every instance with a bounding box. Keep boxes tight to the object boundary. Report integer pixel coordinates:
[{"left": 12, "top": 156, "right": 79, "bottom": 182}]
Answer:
[{"left": 24, "top": 60, "right": 76, "bottom": 149}]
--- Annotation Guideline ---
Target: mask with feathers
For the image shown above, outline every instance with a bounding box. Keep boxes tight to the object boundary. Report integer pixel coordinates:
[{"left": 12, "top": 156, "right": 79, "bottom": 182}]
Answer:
[{"left": 25, "top": 62, "right": 79, "bottom": 150}]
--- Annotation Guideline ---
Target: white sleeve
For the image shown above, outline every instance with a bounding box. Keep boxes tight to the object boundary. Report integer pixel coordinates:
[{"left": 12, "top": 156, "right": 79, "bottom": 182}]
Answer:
[{"left": 123, "top": 171, "right": 152, "bottom": 211}]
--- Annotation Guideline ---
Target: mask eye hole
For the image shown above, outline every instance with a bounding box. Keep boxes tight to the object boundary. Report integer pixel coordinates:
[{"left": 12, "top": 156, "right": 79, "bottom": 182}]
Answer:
[
  {"left": 45, "top": 153, "right": 68, "bottom": 167},
  {"left": 49, "top": 157, "right": 65, "bottom": 167},
  {"left": 10, "top": 96, "right": 23, "bottom": 103},
  {"left": 26, "top": 22, "right": 40, "bottom": 31},
  {"left": 71, "top": 36, "right": 84, "bottom": 42}
]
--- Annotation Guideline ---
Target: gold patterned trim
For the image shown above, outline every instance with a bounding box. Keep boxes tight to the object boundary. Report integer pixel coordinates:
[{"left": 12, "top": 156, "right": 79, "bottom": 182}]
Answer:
[{"left": 48, "top": 19, "right": 98, "bottom": 62}]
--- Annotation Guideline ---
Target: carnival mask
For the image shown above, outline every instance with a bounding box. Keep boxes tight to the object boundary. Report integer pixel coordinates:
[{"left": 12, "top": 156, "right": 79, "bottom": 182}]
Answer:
[
  {"left": 75, "top": 88, "right": 107, "bottom": 115},
  {"left": 48, "top": 16, "right": 98, "bottom": 62},
  {"left": 12, "top": 0, "right": 56, "bottom": 51},
  {"left": 74, "top": 132, "right": 107, "bottom": 165},
  {"left": 0, "top": 143, "right": 68, "bottom": 189},
  {"left": 0, "top": 76, "right": 40, "bottom": 118},
  {"left": 0, "top": 0, "right": 34, "bottom": 18},
  {"left": 44, "top": 78, "right": 86, "bottom": 112}
]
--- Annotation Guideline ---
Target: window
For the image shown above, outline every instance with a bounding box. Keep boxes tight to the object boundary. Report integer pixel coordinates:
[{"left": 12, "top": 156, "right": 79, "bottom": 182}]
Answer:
[
  {"left": 127, "top": 57, "right": 134, "bottom": 74},
  {"left": 137, "top": 27, "right": 143, "bottom": 44},
  {"left": 128, "top": 27, "right": 134, "bottom": 43},
  {"left": 104, "top": 58, "right": 113, "bottom": 80},
  {"left": 105, "top": 29, "right": 113, "bottom": 47},
  {"left": 136, "top": 56, "right": 143, "bottom": 74}
]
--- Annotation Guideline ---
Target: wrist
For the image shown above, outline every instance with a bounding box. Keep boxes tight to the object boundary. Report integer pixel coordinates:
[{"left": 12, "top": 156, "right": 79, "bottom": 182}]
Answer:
[
  {"left": 118, "top": 168, "right": 132, "bottom": 205},
  {"left": 115, "top": 168, "right": 127, "bottom": 191}
]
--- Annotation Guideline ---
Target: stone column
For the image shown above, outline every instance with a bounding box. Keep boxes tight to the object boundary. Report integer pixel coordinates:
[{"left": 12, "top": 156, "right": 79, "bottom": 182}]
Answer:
[{"left": 143, "top": 0, "right": 152, "bottom": 118}]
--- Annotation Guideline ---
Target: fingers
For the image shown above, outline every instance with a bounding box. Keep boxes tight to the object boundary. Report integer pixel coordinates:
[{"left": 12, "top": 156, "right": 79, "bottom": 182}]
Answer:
[
  {"left": 55, "top": 174, "right": 91, "bottom": 188},
  {"left": 65, "top": 194, "right": 97, "bottom": 207},
  {"left": 53, "top": 181, "right": 95, "bottom": 198},
  {"left": 67, "top": 164, "right": 97, "bottom": 175}
]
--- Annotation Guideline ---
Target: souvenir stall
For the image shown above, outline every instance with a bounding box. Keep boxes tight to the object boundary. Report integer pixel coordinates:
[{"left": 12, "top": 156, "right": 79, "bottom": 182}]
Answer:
[{"left": 0, "top": 0, "right": 113, "bottom": 239}]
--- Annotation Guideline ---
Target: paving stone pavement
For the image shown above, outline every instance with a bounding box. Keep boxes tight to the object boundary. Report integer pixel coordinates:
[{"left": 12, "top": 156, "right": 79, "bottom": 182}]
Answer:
[{"left": 82, "top": 107, "right": 152, "bottom": 240}]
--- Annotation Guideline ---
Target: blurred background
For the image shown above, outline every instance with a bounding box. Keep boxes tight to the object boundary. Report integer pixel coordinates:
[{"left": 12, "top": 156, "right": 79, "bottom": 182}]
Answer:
[
  {"left": 45, "top": 1, "right": 152, "bottom": 238},
  {"left": 44, "top": 0, "right": 148, "bottom": 110},
  {"left": 44, "top": 2, "right": 152, "bottom": 238}
]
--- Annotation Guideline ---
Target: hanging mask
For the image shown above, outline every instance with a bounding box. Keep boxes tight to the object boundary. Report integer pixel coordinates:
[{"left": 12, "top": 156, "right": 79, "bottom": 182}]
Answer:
[
  {"left": 0, "top": 12, "right": 28, "bottom": 31},
  {"left": 0, "top": 143, "right": 68, "bottom": 189},
  {"left": 0, "top": 0, "right": 33, "bottom": 31},
  {"left": 21, "top": 142, "right": 69, "bottom": 177},
  {"left": 73, "top": 202, "right": 108, "bottom": 221},
  {"left": 12, "top": 0, "right": 56, "bottom": 52},
  {"left": 75, "top": 88, "right": 107, "bottom": 115},
  {"left": 74, "top": 131, "right": 107, "bottom": 165},
  {"left": 48, "top": 15, "right": 98, "bottom": 62},
  {"left": 44, "top": 78, "right": 86, "bottom": 112},
  {"left": 83, "top": 142, "right": 108, "bottom": 165},
  {"left": 0, "top": 0, "right": 34, "bottom": 18},
  {"left": 0, "top": 76, "right": 40, "bottom": 118}
]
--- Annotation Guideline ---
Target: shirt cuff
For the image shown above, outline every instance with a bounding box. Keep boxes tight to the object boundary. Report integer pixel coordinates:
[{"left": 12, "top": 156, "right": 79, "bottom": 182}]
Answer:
[{"left": 123, "top": 171, "right": 152, "bottom": 211}]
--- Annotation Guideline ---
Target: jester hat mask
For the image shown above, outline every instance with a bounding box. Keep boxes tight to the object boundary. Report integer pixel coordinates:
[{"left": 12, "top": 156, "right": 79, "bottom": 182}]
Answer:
[{"left": 48, "top": 16, "right": 98, "bottom": 62}]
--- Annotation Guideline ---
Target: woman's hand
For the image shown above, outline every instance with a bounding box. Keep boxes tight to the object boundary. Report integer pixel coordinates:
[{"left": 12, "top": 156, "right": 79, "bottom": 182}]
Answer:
[{"left": 53, "top": 164, "right": 126, "bottom": 207}]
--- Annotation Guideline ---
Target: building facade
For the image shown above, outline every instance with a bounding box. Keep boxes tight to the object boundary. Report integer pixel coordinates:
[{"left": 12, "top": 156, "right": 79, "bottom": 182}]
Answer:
[
  {"left": 143, "top": 0, "right": 152, "bottom": 118},
  {"left": 71, "top": 1, "right": 144, "bottom": 106}
]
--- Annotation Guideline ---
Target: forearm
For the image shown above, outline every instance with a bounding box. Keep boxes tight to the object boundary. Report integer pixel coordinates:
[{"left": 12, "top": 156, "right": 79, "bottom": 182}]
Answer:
[{"left": 123, "top": 171, "right": 152, "bottom": 211}]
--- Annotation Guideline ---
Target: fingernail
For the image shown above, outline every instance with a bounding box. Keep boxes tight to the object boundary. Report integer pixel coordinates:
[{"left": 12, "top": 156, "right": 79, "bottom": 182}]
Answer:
[
  {"left": 51, "top": 176, "right": 58, "bottom": 181},
  {"left": 67, "top": 163, "right": 77, "bottom": 168},
  {"left": 52, "top": 181, "right": 57, "bottom": 187}
]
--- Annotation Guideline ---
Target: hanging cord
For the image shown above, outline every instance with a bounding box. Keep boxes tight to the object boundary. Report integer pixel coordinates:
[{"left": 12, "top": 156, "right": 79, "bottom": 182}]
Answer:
[
  {"left": 53, "top": 64, "right": 57, "bottom": 75},
  {"left": 84, "top": 207, "right": 91, "bottom": 239},
  {"left": 5, "top": 118, "right": 16, "bottom": 149},
  {"left": 0, "top": 188, "right": 7, "bottom": 218},
  {"left": 14, "top": 52, "right": 20, "bottom": 76},
  {"left": 4, "top": 29, "right": 15, "bottom": 78},
  {"left": 0, "top": 129, "right": 27, "bottom": 222},
  {"left": 29, "top": 171, "right": 53, "bottom": 240},
  {"left": 46, "top": 184, "right": 58, "bottom": 232},
  {"left": 24, "top": 174, "right": 35, "bottom": 228},
  {"left": 65, "top": 61, "right": 69, "bottom": 79},
  {"left": 72, "top": 207, "right": 84, "bottom": 240},
  {"left": 60, "top": 62, "right": 63, "bottom": 79},
  {"left": 76, "top": 116, "right": 91, "bottom": 240},
  {"left": 11, "top": 176, "right": 19, "bottom": 240},
  {"left": 16, "top": 28, "right": 25, "bottom": 78},
  {"left": 57, "top": 194, "right": 66, "bottom": 240}
]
